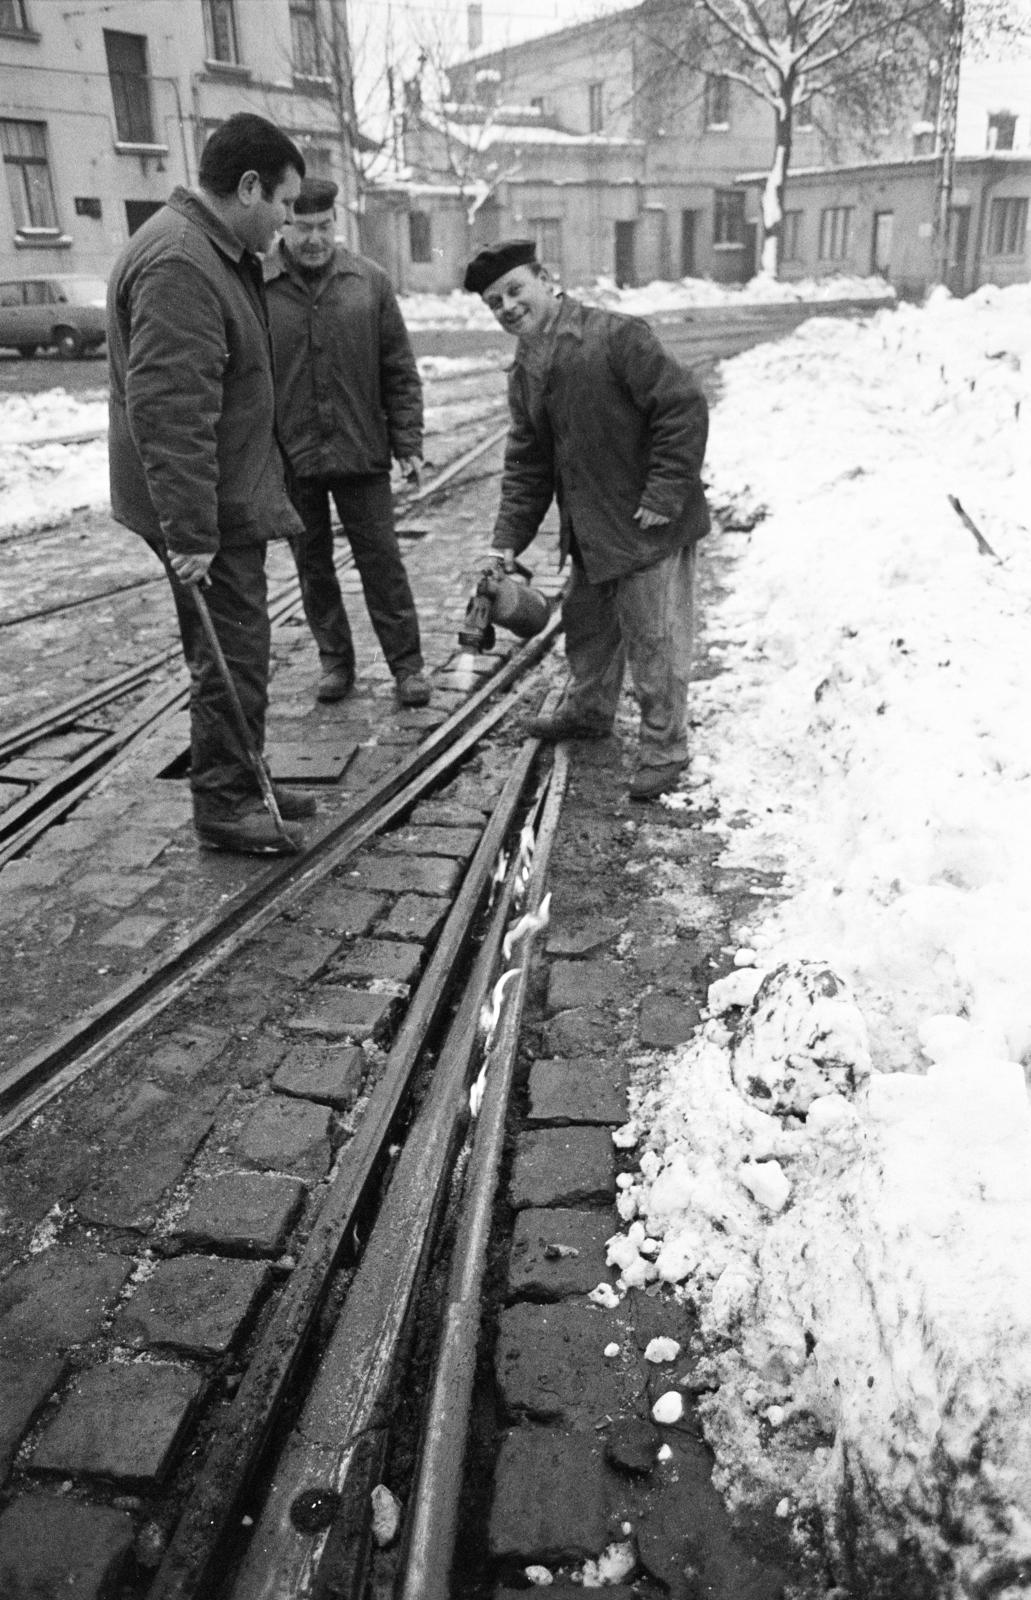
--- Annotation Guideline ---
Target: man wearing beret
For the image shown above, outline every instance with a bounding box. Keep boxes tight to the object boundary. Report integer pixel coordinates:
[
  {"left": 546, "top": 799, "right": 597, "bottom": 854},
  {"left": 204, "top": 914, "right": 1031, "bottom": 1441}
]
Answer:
[
  {"left": 265, "top": 177, "right": 430, "bottom": 707},
  {"left": 464, "top": 240, "right": 710, "bottom": 800}
]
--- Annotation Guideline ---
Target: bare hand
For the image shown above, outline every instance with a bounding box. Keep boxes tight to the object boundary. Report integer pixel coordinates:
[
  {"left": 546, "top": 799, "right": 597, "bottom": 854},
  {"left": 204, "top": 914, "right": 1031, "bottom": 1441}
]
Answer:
[
  {"left": 633, "top": 506, "right": 671, "bottom": 530},
  {"left": 398, "top": 456, "right": 423, "bottom": 486},
  {"left": 169, "top": 551, "right": 214, "bottom": 584},
  {"left": 487, "top": 549, "right": 516, "bottom": 575}
]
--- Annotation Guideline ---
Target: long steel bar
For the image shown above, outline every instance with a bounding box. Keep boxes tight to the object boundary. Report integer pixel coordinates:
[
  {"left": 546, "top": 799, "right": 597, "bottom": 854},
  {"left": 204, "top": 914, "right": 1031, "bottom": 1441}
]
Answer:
[
  {"left": 398, "top": 747, "right": 570, "bottom": 1600},
  {"left": 150, "top": 745, "right": 538, "bottom": 1600}
]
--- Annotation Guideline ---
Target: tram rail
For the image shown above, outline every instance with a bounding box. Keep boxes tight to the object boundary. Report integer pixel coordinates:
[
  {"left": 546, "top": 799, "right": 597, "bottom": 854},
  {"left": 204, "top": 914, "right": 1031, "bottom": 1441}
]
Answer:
[{"left": 0, "top": 611, "right": 561, "bottom": 1134}]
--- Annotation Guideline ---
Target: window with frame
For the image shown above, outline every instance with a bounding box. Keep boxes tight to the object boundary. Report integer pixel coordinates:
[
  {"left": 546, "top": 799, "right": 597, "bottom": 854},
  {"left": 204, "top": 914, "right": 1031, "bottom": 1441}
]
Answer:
[
  {"left": 104, "top": 30, "right": 155, "bottom": 144},
  {"left": 781, "top": 209, "right": 803, "bottom": 261},
  {"left": 529, "top": 217, "right": 562, "bottom": 273},
  {"left": 290, "top": 0, "right": 322, "bottom": 76},
  {"left": 713, "top": 188, "right": 745, "bottom": 246},
  {"left": 819, "top": 205, "right": 852, "bottom": 260},
  {"left": 0, "top": 118, "right": 59, "bottom": 230},
  {"left": 988, "top": 196, "right": 1028, "bottom": 256},
  {"left": 704, "top": 74, "right": 730, "bottom": 129},
  {"left": 203, "top": 0, "right": 240, "bottom": 64},
  {"left": 588, "top": 82, "right": 603, "bottom": 133},
  {"left": 987, "top": 111, "right": 1016, "bottom": 151},
  {"left": 409, "top": 210, "right": 431, "bottom": 264},
  {"left": 0, "top": 0, "right": 31, "bottom": 33}
]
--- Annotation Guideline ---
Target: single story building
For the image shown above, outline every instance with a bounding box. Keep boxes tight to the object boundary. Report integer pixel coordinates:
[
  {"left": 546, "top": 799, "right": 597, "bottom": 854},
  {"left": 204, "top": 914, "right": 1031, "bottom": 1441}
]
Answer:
[{"left": 738, "top": 153, "right": 1031, "bottom": 298}]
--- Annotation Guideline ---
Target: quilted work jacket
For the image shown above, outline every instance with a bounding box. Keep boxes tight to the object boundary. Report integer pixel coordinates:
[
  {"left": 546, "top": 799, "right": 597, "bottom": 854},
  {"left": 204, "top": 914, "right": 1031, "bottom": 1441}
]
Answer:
[
  {"left": 107, "top": 187, "right": 300, "bottom": 557},
  {"left": 491, "top": 297, "right": 710, "bottom": 583},
  {"left": 264, "top": 244, "right": 423, "bottom": 479}
]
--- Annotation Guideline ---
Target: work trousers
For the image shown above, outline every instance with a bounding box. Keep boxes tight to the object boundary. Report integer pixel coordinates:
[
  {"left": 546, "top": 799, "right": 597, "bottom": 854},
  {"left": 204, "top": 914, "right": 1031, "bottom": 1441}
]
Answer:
[
  {"left": 164, "top": 542, "right": 271, "bottom": 818},
  {"left": 560, "top": 542, "right": 696, "bottom": 767},
  {"left": 287, "top": 472, "right": 423, "bottom": 680}
]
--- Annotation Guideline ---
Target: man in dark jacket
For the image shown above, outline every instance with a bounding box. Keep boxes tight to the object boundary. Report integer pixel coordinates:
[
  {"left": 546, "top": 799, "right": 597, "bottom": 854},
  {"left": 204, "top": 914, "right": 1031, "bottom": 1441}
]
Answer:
[
  {"left": 265, "top": 177, "right": 430, "bottom": 708},
  {"left": 108, "top": 112, "right": 312, "bottom": 854},
  {"left": 464, "top": 239, "right": 710, "bottom": 801}
]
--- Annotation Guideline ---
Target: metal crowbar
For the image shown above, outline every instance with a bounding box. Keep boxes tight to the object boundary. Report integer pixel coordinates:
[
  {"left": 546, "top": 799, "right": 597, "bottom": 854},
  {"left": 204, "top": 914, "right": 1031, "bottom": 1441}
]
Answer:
[{"left": 186, "top": 579, "right": 299, "bottom": 852}]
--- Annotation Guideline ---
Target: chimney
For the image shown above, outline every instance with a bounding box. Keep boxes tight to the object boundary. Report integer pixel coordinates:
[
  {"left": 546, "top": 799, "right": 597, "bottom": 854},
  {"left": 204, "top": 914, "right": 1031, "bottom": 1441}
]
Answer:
[{"left": 468, "top": 3, "right": 483, "bottom": 52}]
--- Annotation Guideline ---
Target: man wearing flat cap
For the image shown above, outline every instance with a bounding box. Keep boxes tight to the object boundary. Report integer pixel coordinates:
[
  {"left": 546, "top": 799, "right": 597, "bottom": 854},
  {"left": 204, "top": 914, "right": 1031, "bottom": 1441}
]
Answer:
[
  {"left": 464, "top": 240, "right": 710, "bottom": 801},
  {"left": 265, "top": 176, "right": 430, "bottom": 707}
]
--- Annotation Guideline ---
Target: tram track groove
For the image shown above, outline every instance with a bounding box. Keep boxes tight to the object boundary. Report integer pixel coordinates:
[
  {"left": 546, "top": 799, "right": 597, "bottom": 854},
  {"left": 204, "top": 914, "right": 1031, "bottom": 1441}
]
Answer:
[{"left": 154, "top": 744, "right": 543, "bottom": 1600}]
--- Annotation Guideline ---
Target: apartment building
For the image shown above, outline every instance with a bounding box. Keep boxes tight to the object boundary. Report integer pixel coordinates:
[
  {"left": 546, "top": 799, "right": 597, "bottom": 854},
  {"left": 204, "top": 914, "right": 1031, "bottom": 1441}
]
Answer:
[{"left": 0, "top": 0, "right": 359, "bottom": 281}]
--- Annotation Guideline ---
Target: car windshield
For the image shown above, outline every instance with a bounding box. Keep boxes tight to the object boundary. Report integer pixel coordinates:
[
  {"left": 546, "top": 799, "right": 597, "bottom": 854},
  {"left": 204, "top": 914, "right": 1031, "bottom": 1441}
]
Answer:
[{"left": 57, "top": 278, "right": 108, "bottom": 305}]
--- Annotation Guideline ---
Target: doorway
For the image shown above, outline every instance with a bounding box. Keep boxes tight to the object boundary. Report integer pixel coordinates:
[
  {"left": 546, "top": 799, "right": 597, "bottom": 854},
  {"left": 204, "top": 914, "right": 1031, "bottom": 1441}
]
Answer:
[
  {"left": 871, "top": 210, "right": 894, "bottom": 276},
  {"left": 614, "top": 221, "right": 636, "bottom": 288},
  {"left": 947, "top": 206, "right": 970, "bottom": 296},
  {"left": 680, "top": 210, "right": 699, "bottom": 276},
  {"left": 125, "top": 199, "right": 164, "bottom": 235}
]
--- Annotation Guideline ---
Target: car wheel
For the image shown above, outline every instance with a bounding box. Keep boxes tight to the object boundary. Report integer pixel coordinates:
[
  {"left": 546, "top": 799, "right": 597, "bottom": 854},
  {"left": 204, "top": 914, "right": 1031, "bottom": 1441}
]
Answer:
[
  {"left": 16, "top": 345, "right": 37, "bottom": 359},
  {"left": 54, "top": 326, "right": 83, "bottom": 359}
]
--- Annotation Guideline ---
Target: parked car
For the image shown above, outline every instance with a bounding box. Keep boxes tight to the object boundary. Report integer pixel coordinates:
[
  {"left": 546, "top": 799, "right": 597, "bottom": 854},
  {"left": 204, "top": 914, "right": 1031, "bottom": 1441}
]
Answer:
[{"left": 0, "top": 274, "right": 108, "bottom": 358}]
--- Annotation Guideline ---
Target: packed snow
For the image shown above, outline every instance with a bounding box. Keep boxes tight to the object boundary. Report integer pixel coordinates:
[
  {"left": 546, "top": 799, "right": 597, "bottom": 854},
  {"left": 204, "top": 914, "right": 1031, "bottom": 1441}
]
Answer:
[{"left": 3, "top": 271, "right": 1030, "bottom": 1589}]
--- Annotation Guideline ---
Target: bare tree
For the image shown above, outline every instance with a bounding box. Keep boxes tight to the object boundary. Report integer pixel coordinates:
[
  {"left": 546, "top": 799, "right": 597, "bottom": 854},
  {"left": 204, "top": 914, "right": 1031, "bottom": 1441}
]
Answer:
[{"left": 632, "top": 0, "right": 942, "bottom": 277}]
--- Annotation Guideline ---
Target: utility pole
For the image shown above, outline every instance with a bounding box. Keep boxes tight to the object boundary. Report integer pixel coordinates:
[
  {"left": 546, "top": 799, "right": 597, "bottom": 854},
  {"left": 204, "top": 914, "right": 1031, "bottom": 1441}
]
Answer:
[
  {"left": 328, "top": 0, "right": 362, "bottom": 244},
  {"left": 931, "top": 0, "right": 964, "bottom": 287}
]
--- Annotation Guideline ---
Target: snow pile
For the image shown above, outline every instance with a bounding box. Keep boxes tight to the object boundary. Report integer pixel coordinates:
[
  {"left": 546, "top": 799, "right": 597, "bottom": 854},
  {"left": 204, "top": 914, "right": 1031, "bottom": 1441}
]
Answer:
[
  {"left": 582, "top": 271, "right": 895, "bottom": 315},
  {"left": 605, "top": 282, "right": 1031, "bottom": 1592},
  {"left": 0, "top": 387, "right": 108, "bottom": 535}
]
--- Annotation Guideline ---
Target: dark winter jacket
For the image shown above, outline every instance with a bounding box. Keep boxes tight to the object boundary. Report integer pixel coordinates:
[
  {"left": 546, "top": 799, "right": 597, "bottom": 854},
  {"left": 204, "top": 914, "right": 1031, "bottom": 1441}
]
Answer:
[
  {"left": 492, "top": 297, "right": 710, "bottom": 583},
  {"left": 106, "top": 186, "right": 301, "bottom": 557},
  {"left": 264, "top": 243, "right": 423, "bottom": 479}
]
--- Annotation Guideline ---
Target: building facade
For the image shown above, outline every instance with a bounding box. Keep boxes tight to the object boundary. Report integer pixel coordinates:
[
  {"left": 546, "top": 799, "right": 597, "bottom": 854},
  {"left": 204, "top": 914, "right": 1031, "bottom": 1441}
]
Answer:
[
  {"left": 740, "top": 154, "right": 1031, "bottom": 299},
  {"left": 397, "top": 3, "right": 875, "bottom": 291},
  {"left": 0, "top": 0, "right": 360, "bottom": 282}
]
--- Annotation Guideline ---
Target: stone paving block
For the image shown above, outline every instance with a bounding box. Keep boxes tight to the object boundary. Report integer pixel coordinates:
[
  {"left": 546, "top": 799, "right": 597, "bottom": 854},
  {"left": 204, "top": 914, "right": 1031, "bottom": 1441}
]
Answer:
[
  {"left": 508, "top": 1209, "right": 618, "bottom": 1302},
  {"left": 377, "top": 893, "right": 450, "bottom": 942},
  {"left": 543, "top": 1007, "right": 610, "bottom": 1056},
  {"left": 638, "top": 992, "right": 701, "bottom": 1048},
  {"left": 545, "top": 915, "right": 622, "bottom": 958},
  {"left": 0, "top": 1494, "right": 135, "bottom": 1600},
  {"left": 379, "top": 825, "right": 481, "bottom": 859},
  {"left": 29, "top": 1361, "right": 203, "bottom": 1487},
  {"left": 247, "top": 924, "right": 338, "bottom": 981},
  {"left": 495, "top": 1300, "right": 642, "bottom": 1424},
  {"left": 97, "top": 914, "right": 167, "bottom": 948},
  {"left": 546, "top": 960, "right": 630, "bottom": 1015},
  {"left": 337, "top": 937, "right": 422, "bottom": 986},
  {"left": 76, "top": 1106, "right": 215, "bottom": 1232},
  {"left": 526, "top": 1056, "right": 628, "bottom": 1126},
  {"left": 97, "top": 831, "right": 170, "bottom": 870},
  {"left": 412, "top": 800, "right": 490, "bottom": 827},
  {"left": 0, "top": 1355, "right": 66, "bottom": 1481},
  {"left": 145, "top": 1028, "right": 227, "bottom": 1081},
  {"left": 510, "top": 1127, "right": 616, "bottom": 1210},
  {"left": 0, "top": 1250, "right": 131, "bottom": 1356},
  {"left": 172, "top": 1172, "right": 306, "bottom": 1255},
  {"left": 286, "top": 985, "right": 398, "bottom": 1043},
  {"left": 488, "top": 1427, "right": 609, "bottom": 1565},
  {"left": 113, "top": 1256, "right": 271, "bottom": 1356},
  {"left": 234, "top": 1097, "right": 333, "bottom": 1181},
  {"left": 344, "top": 853, "right": 463, "bottom": 897},
  {"left": 70, "top": 871, "right": 161, "bottom": 908},
  {"left": 272, "top": 1042, "right": 364, "bottom": 1107}
]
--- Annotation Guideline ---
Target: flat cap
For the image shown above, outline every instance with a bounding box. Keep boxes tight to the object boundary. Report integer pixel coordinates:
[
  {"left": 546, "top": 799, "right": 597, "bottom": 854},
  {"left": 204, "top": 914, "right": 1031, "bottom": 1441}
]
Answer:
[
  {"left": 294, "top": 176, "right": 339, "bottom": 214},
  {"left": 463, "top": 238, "right": 537, "bottom": 294}
]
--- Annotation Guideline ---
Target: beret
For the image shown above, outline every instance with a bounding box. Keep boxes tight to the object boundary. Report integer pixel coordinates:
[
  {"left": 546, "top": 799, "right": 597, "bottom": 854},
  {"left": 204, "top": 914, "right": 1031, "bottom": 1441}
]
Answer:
[
  {"left": 294, "top": 176, "right": 339, "bottom": 215},
  {"left": 463, "top": 238, "right": 538, "bottom": 294}
]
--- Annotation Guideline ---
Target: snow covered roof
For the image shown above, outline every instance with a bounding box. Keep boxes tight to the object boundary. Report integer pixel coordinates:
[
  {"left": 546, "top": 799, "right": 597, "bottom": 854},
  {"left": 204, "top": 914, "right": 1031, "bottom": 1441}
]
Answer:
[
  {"left": 419, "top": 109, "right": 640, "bottom": 152},
  {"left": 737, "top": 151, "right": 1031, "bottom": 183}
]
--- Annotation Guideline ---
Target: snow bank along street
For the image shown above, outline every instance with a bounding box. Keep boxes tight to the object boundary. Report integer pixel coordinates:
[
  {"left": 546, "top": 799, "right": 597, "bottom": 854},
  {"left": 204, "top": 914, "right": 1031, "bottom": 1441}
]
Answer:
[{"left": 606, "top": 283, "right": 1031, "bottom": 1594}]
